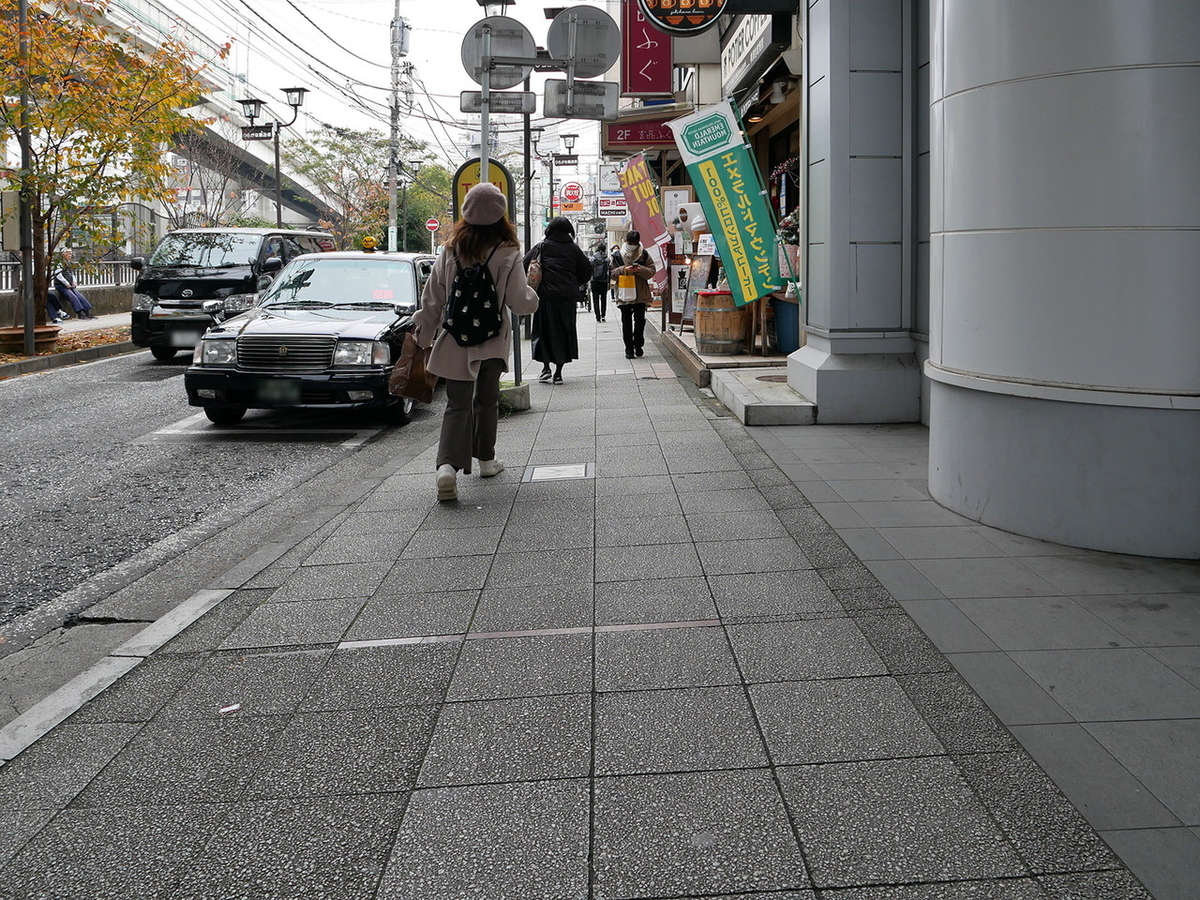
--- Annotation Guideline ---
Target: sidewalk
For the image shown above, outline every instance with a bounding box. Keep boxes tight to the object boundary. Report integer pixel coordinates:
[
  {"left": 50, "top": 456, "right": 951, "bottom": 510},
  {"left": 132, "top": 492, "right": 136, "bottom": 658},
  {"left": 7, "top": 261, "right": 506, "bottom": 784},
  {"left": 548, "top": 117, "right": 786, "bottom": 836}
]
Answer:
[{"left": 0, "top": 308, "right": 1180, "bottom": 898}]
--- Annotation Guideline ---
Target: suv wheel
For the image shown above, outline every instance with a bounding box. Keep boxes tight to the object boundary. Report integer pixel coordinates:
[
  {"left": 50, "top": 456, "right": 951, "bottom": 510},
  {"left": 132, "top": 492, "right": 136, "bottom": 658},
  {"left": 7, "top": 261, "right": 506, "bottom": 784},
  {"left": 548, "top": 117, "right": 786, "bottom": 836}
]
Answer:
[
  {"left": 204, "top": 406, "right": 247, "bottom": 426},
  {"left": 382, "top": 395, "right": 414, "bottom": 426},
  {"left": 150, "top": 346, "right": 178, "bottom": 360}
]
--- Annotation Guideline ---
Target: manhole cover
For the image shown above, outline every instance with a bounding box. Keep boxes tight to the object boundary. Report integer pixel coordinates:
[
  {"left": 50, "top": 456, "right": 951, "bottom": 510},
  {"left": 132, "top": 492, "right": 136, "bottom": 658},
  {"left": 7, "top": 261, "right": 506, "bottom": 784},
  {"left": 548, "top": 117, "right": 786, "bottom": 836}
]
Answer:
[
  {"left": 524, "top": 463, "right": 593, "bottom": 482},
  {"left": 756, "top": 374, "right": 789, "bottom": 383}
]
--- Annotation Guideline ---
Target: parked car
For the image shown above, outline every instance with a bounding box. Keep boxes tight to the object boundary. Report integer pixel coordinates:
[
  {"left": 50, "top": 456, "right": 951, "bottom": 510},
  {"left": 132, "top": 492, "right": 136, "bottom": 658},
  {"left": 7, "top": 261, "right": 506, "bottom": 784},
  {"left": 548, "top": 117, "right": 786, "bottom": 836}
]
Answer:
[
  {"left": 131, "top": 227, "right": 336, "bottom": 360},
  {"left": 184, "top": 251, "right": 436, "bottom": 426}
]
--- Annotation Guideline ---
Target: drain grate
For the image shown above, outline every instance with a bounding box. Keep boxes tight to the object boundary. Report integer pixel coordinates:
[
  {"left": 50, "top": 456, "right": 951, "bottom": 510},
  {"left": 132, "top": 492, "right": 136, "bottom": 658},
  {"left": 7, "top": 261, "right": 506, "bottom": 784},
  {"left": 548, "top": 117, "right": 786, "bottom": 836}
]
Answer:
[
  {"left": 523, "top": 463, "right": 594, "bottom": 482},
  {"left": 756, "top": 374, "right": 789, "bottom": 383}
]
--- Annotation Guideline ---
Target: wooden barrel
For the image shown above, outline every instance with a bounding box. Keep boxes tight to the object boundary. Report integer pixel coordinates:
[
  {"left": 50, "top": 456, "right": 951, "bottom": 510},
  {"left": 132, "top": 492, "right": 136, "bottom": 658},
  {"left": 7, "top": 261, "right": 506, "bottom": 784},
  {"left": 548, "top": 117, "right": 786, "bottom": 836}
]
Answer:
[{"left": 693, "top": 290, "right": 749, "bottom": 355}]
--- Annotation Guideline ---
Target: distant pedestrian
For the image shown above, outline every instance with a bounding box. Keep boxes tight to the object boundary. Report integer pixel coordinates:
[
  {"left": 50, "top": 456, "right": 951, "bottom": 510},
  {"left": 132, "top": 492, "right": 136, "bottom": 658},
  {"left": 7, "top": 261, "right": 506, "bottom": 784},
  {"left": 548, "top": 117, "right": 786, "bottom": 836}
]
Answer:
[
  {"left": 524, "top": 217, "right": 592, "bottom": 385},
  {"left": 52, "top": 250, "right": 96, "bottom": 319},
  {"left": 413, "top": 183, "right": 539, "bottom": 502},
  {"left": 612, "top": 230, "right": 655, "bottom": 359},
  {"left": 589, "top": 243, "right": 610, "bottom": 322},
  {"left": 46, "top": 291, "right": 70, "bottom": 324}
]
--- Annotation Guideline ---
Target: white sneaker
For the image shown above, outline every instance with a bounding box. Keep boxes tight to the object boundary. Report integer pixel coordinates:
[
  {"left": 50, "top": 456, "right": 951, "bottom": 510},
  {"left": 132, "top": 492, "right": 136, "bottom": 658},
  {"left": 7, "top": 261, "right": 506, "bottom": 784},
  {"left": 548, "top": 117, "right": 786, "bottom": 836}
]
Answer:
[
  {"left": 478, "top": 458, "right": 504, "bottom": 478},
  {"left": 435, "top": 464, "right": 457, "bottom": 501}
]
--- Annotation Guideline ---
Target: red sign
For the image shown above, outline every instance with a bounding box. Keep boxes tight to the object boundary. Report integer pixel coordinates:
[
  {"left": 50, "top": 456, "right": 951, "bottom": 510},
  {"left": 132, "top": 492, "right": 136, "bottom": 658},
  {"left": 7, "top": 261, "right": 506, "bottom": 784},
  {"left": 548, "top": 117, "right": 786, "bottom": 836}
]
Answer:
[
  {"left": 425, "top": 218, "right": 439, "bottom": 232},
  {"left": 621, "top": 0, "right": 674, "bottom": 97},
  {"left": 636, "top": 0, "right": 728, "bottom": 37},
  {"left": 616, "top": 153, "right": 670, "bottom": 293},
  {"left": 561, "top": 182, "right": 584, "bottom": 204},
  {"left": 604, "top": 118, "right": 676, "bottom": 149}
]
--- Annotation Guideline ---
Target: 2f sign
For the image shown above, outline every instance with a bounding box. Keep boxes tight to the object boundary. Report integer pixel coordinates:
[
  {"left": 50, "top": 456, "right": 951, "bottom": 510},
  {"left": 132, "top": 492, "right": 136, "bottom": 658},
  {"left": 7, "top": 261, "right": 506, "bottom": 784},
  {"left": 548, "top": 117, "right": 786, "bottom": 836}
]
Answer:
[{"left": 1, "top": 191, "right": 19, "bottom": 252}]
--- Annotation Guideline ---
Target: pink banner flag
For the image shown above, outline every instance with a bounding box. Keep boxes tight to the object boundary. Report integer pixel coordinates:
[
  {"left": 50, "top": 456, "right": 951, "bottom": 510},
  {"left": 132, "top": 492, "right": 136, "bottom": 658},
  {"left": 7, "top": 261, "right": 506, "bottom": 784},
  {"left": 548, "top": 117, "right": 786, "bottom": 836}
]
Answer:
[{"left": 617, "top": 153, "right": 671, "bottom": 292}]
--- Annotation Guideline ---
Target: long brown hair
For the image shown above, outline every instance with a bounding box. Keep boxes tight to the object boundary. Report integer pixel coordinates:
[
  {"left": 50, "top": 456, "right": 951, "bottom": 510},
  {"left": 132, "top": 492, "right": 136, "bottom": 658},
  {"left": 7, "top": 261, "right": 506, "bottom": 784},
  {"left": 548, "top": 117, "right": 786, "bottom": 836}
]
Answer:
[{"left": 446, "top": 217, "right": 519, "bottom": 263}]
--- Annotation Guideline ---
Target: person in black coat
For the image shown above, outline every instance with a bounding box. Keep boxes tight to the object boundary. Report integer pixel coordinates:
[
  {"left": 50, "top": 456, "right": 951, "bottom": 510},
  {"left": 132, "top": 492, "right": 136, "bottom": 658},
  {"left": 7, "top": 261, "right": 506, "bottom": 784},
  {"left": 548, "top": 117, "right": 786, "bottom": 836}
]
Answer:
[{"left": 524, "top": 217, "right": 593, "bottom": 384}]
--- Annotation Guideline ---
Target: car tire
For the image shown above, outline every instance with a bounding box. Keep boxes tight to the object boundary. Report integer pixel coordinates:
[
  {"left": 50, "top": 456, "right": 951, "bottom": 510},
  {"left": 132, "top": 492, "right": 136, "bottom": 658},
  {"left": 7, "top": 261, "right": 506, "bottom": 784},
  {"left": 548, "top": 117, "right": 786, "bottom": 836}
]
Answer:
[
  {"left": 150, "top": 346, "right": 178, "bottom": 361},
  {"left": 382, "top": 395, "right": 414, "bottom": 426},
  {"left": 204, "top": 406, "right": 247, "bottom": 426}
]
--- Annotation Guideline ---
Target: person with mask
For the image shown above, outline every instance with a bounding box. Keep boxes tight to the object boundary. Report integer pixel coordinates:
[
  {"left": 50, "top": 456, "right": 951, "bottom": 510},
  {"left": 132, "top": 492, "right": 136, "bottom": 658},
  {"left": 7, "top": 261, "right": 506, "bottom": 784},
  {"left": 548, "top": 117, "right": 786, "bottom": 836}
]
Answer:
[
  {"left": 524, "top": 217, "right": 592, "bottom": 384},
  {"left": 611, "top": 230, "right": 656, "bottom": 359}
]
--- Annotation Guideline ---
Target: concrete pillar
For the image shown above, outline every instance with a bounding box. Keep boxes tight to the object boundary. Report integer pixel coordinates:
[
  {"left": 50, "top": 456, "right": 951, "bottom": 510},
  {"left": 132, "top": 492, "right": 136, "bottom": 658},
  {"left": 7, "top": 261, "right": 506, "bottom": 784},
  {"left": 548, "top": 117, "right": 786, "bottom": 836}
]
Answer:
[
  {"left": 792, "top": 0, "right": 921, "bottom": 423},
  {"left": 927, "top": 0, "right": 1200, "bottom": 558}
]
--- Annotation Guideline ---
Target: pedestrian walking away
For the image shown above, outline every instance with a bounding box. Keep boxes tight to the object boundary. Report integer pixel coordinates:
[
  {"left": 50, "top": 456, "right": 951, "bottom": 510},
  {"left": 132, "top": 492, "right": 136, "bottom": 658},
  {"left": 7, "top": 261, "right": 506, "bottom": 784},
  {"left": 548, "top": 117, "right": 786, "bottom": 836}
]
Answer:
[
  {"left": 612, "top": 230, "right": 656, "bottom": 359},
  {"left": 589, "top": 243, "right": 610, "bottom": 322},
  {"left": 52, "top": 249, "right": 96, "bottom": 319},
  {"left": 413, "top": 183, "right": 539, "bottom": 502},
  {"left": 524, "top": 217, "right": 592, "bottom": 385}
]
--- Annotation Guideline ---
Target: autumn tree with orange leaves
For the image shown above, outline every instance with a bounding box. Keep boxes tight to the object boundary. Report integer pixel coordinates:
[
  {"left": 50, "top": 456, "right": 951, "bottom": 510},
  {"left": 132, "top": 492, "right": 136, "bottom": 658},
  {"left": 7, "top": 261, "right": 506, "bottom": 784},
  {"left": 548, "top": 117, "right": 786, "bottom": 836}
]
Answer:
[{"left": 0, "top": 0, "right": 226, "bottom": 324}]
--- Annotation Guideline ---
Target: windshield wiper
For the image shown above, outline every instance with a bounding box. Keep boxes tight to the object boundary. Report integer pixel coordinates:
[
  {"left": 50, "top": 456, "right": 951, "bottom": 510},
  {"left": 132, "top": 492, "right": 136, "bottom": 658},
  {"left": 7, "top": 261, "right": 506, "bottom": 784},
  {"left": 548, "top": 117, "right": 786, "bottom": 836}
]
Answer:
[
  {"left": 262, "top": 300, "right": 332, "bottom": 309},
  {"left": 331, "top": 301, "right": 399, "bottom": 309}
]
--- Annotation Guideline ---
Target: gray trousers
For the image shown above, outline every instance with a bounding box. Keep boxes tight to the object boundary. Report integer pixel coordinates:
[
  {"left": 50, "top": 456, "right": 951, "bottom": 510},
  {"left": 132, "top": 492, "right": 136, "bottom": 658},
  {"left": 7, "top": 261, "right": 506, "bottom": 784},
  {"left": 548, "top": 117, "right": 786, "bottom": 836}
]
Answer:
[{"left": 436, "top": 357, "right": 504, "bottom": 473}]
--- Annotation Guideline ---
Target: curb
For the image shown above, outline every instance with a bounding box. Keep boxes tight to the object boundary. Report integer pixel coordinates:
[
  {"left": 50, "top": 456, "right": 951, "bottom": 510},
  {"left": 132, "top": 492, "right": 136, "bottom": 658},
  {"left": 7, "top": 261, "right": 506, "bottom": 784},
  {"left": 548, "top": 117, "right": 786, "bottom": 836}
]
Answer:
[{"left": 0, "top": 340, "right": 142, "bottom": 379}]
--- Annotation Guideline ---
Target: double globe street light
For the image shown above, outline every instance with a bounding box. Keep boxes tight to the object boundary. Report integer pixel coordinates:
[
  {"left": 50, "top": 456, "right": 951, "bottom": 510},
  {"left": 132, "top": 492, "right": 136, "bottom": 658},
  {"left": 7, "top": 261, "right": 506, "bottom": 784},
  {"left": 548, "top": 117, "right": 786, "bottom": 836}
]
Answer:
[{"left": 237, "top": 87, "right": 308, "bottom": 228}]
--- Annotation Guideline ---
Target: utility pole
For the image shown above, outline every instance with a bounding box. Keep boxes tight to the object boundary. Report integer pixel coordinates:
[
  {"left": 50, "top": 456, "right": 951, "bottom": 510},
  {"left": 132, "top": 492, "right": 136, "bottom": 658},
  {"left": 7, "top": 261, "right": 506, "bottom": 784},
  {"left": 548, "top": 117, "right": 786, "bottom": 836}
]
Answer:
[{"left": 387, "top": 11, "right": 410, "bottom": 251}]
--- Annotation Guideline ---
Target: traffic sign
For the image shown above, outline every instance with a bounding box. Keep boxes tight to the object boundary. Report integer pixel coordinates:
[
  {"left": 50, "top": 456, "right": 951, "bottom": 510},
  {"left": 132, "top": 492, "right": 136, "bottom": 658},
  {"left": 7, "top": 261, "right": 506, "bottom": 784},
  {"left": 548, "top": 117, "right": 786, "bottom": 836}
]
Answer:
[
  {"left": 561, "top": 182, "right": 584, "bottom": 204},
  {"left": 460, "top": 16, "right": 535, "bottom": 91},
  {"left": 546, "top": 6, "right": 621, "bottom": 79},
  {"left": 460, "top": 90, "right": 536, "bottom": 115},
  {"left": 543, "top": 79, "right": 618, "bottom": 120},
  {"left": 425, "top": 218, "right": 439, "bottom": 232}
]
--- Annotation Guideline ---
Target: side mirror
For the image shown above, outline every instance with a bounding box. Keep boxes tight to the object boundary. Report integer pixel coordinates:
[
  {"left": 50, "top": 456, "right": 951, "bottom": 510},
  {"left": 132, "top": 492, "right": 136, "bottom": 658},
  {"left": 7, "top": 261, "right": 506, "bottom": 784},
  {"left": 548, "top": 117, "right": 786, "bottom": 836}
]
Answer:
[
  {"left": 201, "top": 299, "right": 223, "bottom": 316},
  {"left": 130, "top": 257, "right": 144, "bottom": 271},
  {"left": 393, "top": 301, "right": 417, "bottom": 317},
  {"left": 261, "top": 256, "right": 283, "bottom": 274}
]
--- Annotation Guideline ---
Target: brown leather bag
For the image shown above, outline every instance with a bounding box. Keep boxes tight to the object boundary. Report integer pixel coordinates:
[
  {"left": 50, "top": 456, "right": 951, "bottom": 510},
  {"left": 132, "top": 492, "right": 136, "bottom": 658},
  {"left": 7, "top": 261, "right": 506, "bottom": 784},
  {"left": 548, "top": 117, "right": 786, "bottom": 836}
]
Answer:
[{"left": 388, "top": 332, "right": 436, "bottom": 404}]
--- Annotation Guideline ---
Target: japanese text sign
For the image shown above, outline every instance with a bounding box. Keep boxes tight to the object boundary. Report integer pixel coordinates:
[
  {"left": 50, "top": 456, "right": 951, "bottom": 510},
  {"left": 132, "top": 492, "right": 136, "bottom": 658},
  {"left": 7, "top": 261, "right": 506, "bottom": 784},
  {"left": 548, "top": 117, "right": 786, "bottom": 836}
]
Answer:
[
  {"left": 668, "top": 100, "right": 780, "bottom": 306},
  {"left": 616, "top": 153, "right": 670, "bottom": 291},
  {"left": 621, "top": 0, "right": 673, "bottom": 97},
  {"left": 604, "top": 118, "right": 675, "bottom": 149}
]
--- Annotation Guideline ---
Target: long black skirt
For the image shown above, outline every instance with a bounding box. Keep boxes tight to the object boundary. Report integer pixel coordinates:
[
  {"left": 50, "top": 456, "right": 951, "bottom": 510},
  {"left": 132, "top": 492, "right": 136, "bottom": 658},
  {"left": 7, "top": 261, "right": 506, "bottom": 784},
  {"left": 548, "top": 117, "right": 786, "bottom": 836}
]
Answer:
[{"left": 531, "top": 295, "right": 579, "bottom": 366}]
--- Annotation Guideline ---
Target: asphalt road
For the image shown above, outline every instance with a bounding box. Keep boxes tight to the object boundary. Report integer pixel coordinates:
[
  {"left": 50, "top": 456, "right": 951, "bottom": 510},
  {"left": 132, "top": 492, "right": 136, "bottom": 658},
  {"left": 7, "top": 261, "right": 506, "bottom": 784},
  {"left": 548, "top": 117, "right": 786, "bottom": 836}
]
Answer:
[{"left": 0, "top": 349, "right": 427, "bottom": 635}]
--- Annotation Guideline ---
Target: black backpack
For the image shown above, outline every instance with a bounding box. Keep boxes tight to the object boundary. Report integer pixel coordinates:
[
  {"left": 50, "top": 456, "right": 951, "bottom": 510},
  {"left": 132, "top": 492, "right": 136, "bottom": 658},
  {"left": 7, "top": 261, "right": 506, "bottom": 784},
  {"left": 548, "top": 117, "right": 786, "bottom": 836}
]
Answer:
[
  {"left": 591, "top": 252, "right": 609, "bottom": 283},
  {"left": 443, "top": 244, "right": 503, "bottom": 347}
]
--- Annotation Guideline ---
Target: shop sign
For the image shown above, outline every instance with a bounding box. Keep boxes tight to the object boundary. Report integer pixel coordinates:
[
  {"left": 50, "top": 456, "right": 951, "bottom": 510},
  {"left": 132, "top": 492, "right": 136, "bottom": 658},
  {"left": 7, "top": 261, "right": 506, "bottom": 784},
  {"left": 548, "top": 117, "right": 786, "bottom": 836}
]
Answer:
[
  {"left": 451, "top": 158, "right": 516, "bottom": 223},
  {"left": 636, "top": 0, "right": 728, "bottom": 37},
  {"left": 669, "top": 100, "right": 780, "bottom": 306},
  {"left": 616, "top": 153, "right": 671, "bottom": 291},
  {"left": 598, "top": 191, "right": 627, "bottom": 218},
  {"left": 721, "top": 13, "right": 786, "bottom": 96},
  {"left": 604, "top": 118, "right": 675, "bottom": 149},
  {"left": 621, "top": 0, "right": 673, "bottom": 96}
]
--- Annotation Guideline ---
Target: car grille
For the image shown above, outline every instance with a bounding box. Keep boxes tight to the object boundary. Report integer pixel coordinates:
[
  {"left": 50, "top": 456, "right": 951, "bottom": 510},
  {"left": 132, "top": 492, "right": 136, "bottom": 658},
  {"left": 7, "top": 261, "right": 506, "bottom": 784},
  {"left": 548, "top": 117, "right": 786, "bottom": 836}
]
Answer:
[{"left": 237, "top": 335, "right": 335, "bottom": 373}]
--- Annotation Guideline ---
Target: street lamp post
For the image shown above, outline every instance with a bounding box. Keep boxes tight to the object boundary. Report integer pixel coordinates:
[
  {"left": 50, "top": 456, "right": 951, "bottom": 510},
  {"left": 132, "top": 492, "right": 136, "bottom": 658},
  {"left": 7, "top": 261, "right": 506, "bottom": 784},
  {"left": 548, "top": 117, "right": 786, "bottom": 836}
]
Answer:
[
  {"left": 238, "top": 88, "right": 308, "bottom": 227},
  {"left": 530, "top": 130, "right": 554, "bottom": 227}
]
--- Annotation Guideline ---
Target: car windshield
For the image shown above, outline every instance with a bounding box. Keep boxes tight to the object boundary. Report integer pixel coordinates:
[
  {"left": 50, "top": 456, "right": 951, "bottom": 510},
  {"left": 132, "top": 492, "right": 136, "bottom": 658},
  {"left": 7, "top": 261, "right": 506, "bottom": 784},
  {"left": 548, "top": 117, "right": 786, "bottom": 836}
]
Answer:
[
  {"left": 260, "top": 258, "right": 416, "bottom": 309},
  {"left": 149, "top": 233, "right": 264, "bottom": 267}
]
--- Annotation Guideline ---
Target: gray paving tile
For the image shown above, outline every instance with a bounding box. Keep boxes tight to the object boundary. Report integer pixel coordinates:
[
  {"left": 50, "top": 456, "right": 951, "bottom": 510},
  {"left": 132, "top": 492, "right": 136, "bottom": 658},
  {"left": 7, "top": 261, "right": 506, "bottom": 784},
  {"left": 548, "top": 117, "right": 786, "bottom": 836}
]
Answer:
[
  {"left": 856, "top": 612, "right": 955, "bottom": 675},
  {"left": 156, "top": 592, "right": 268, "bottom": 655},
  {"left": 812, "top": 880, "right": 1047, "bottom": 899},
  {"left": 486, "top": 548, "right": 594, "bottom": 588},
  {"left": 795, "top": 481, "right": 843, "bottom": 503},
  {"left": 595, "top": 686, "right": 766, "bottom": 775},
  {"left": 901, "top": 599, "right": 999, "bottom": 652},
  {"left": 448, "top": 632, "right": 592, "bottom": 700},
  {"left": 838, "top": 527, "right": 904, "bottom": 561},
  {"left": 218, "top": 597, "right": 365, "bottom": 650},
  {"left": 836, "top": 585, "right": 902, "bottom": 612},
  {"left": 418, "top": 695, "right": 590, "bottom": 787},
  {"left": 878, "top": 525, "right": 1010, "bottom": 559},
  {"left": 345, "top": 589, "right": 478, "bottom": 640},
  {"left": 306, "top": 531, "right": 410, "bottom": 566},
  {"left": 685, "top": 509, "right": 791, "bottom": 543},
  {"left": 593, "top": 769, "right": 808, "bottom": 898},
  {"left": 72, "top": 716, "right": 287, "bottom": 807},
  {"left": 500, "top": 516, "right": 595, "bottom": 551},
  {"left": 596, "top": 543, "right": 703, "bottom": 581},
  {"left": 779, "top": 757, "right": 1027, "bottom": 886},
  {"left": 270, "top": 561, "right": 391, "bottom": 601},
  {"left": 595, "top": 626, "right": 739, "bottom": 691},
  {"left": 898, "top": 673, "right": 1021, "bottom": 754},
  {"left": 953, "top": 596, "right": 1133, "bottom": 651},
  {"left": 828, "top": 479, "right": 931, "bottom": 502},
  {"left": 380, "top": 555, "right": 494, "bottom": 594},
  {"left": 678, "top": 488, "right": 772, "bottom": 516},
  {"left": 596, "top": 513, "right": 691, "bottom": 547},
  {"left": 1075, "top": 593, "right": 1200, "bottom": 647},
  {"left": 1150, "top": 645, "right": 1200, "bottom": 689},
  {"left": 1083, "top": 719, "right": 1200, "bottom": 825},
  {"left": 945, "top": 652, "right": 1072, "bottom": 726},
  {"left": 0, "top": 807, "right": 55, "bottom": 868},
  {"left": 911, "top": 558, "right": 1063, "bottom": 600},
  {"left": 506, "top": 495, "right": 595, "bottom": 522},
  {"left": 797, "top": 531, "right": 865, "bottom": 568},
  {"left": 67, "top": 656, "right": 207, "bottom": 725},
  {"left": 751, "top": 677, "right": 943, "bottom": 764},
  {"left": 596, "top": 453, "right": 671, "bottom": 477},
  {"left": 696, "top": 537, "right": 811, "bottom": 576},
  {"left": 1008, "top": 724, "right": 1181, "bottom": 830},
  {"left": 379, "top": 780, "right": 588, "bottom": 900},
  {"left": 471, "top": 584, "right": 593, "bottom": 632},
  {"left": 955, "top": 750, "right": 1123, "bottom": 875},
  {"left": 670, "top": 470, "right": 757, "bottom": 492},
  {"left": 168, "top": 794, "right": 404, "bottom": 900},
  {"left": 726, "top": 620, "right": 887, "bottom": 682},
  {"left": 1, "top": 802, "right": 230, "bottom": 900},
  {"left": 848, "top": 499, "right": 971, "bottom": 527},
  {"left": 155, "top": 648, "right": 332, "bottom": 720},
  {"left": 594, "top": 577, "right": 718, "bottom": 626},
  {"left": 1097, "top": 827, "right": 1199, "bottom": 900},
  {"left": 594, "top": 473, "right": 677, "bottom": 496},
  {"left": 1009, "top": 648, "right": 1200, "bottom": 721},
  {"left": 298, "top": 644, "right": 457, "bottom": 712},
  {"left": 596, "top": 491, "right": 684, "bottom": 518},
  {"left": 0, "top": 723, "right": 142, "bottom": 811},
  {"left": 864, "top": 560, "right": 947, "bottom": 600},
  {"left": 1019, "top": 555, "right": 1200, "bottom": 596},
  {"left": 421, "top": 501, "right": 512, "bottom": 528},
  {"left": 400, "top": 525, "right": 504, "bottom": 558},
  {"left": 708, "top": 571, "right": 842, "bottom": 621}
]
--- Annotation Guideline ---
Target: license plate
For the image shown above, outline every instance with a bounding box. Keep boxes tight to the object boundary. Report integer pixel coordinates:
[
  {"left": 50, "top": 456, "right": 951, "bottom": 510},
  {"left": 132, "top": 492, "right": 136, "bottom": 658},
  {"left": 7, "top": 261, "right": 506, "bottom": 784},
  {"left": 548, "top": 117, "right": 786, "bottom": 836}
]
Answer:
[
  {"left": 255, "top": 379, "right": 302, "bottom": 404},
  {"left": 169, "top": 330, "right": 202, "bottom": 347}
]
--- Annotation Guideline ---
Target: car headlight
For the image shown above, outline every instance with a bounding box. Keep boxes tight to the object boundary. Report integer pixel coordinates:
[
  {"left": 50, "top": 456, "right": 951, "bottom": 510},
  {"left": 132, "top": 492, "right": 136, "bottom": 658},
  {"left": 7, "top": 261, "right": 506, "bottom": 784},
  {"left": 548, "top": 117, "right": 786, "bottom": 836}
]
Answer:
[
  {"left": 222, "top": 293, "right": 257, "bottom": 314},
  {"left": 132, "top": 292, "right": 155, "bottom": 310},
  {"left": 333, "top": 340, "right": 389, "bottom": 366},
  {"left": 201, "top": 339, "right": 236, "bottom": 366}
]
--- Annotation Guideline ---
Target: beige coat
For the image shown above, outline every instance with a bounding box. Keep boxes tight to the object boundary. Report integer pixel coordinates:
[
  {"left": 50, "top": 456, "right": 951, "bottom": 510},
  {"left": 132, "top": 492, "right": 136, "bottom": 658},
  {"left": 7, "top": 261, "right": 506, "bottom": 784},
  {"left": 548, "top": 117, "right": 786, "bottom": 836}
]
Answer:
[
  {"left": 413, "top": 243, "right": 539, "bottom": 381},
  {"left": 611, "top": 244, "right": 655, "bottom": 306}
]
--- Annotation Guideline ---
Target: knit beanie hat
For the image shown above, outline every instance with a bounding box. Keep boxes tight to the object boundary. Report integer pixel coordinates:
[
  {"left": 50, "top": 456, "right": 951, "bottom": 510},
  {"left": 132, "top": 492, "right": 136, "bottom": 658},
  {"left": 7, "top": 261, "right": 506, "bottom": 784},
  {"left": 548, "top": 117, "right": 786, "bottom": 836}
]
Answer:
[{"left": 462, "top": 183, "right": 508, "bottom": 225}]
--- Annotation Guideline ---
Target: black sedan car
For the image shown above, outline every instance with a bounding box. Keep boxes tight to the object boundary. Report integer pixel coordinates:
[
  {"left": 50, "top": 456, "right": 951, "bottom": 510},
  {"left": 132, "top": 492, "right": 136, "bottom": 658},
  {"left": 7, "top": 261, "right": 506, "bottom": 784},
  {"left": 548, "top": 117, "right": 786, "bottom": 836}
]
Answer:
[{"left": 185, "top": 251, "right": 436, "bottom": 426}]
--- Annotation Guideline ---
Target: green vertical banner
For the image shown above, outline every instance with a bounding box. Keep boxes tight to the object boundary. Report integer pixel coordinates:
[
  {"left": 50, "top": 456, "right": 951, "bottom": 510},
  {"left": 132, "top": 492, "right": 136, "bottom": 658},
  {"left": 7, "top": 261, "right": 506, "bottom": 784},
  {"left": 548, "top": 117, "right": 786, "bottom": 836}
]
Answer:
[{"left": 668, "top": 100, "right": 781, "bottom": 306}]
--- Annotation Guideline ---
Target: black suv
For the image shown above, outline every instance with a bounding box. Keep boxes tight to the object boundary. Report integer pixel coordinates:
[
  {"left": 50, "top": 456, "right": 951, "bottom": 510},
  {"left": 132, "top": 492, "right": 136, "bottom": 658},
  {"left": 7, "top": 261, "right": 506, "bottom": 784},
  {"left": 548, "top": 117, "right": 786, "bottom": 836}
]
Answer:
[{"left": 131, "top": 227, "right": 335, "bottom": 360}]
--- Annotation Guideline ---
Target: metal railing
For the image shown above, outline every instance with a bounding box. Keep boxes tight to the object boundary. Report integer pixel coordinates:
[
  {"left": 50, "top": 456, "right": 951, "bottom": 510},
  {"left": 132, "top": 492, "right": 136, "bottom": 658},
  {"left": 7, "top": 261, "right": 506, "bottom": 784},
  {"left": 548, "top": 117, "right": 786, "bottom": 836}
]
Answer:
[{"left": 0, "top": 260, "right": 136, "bottom": 293}]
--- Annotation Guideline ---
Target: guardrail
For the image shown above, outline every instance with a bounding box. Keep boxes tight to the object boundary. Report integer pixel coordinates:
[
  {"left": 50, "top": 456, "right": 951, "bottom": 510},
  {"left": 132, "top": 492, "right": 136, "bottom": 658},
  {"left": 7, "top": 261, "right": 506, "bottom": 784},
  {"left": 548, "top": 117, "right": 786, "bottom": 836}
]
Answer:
[{"left": 0, "top": 260, "right": 136, "bottom": 292}]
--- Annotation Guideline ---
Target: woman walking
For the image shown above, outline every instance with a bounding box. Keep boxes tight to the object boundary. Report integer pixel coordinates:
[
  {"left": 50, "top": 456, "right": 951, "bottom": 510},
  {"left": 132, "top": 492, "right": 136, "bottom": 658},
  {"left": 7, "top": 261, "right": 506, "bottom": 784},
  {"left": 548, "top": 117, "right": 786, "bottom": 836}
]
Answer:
[
  {"left": 612, "top": 230, "right": 656, "bottom": 358},
  {"left": 524, "top": 217, "right": 592, "bottom": 384},
  {"left": 413, "top": 183, "right": 539, "bottom": 502}
]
